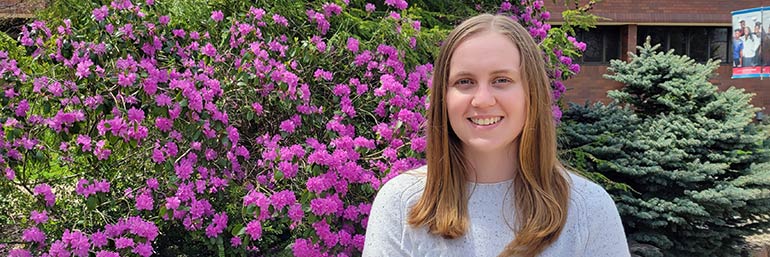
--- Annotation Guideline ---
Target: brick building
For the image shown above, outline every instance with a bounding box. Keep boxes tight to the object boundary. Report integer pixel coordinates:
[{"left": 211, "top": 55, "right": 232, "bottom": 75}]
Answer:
[
  {"left": 544, "top": 0, "right": 770, "bottom": 115},
  {"left": 0, "top": 0, "right": 45, "bottom": 18}
]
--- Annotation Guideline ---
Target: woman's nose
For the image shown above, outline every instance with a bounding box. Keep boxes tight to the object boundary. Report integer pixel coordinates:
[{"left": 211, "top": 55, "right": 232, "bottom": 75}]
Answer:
[{"left": 471, "top": 84, "right": 496, "bottom": 107}]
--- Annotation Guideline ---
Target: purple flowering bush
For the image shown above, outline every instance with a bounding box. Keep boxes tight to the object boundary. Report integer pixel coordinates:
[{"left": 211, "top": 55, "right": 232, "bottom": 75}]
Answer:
[{"left": 0, "top": 0, "right": 591, "bottom": 256}]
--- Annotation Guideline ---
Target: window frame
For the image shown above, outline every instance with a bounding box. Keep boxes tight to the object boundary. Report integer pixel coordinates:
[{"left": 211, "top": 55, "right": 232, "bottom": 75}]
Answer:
[
  {"left": 574, "top": 26, "right": 622, "bottom": 65},
  {"left": 636, "top": 26, "right": 730, "bottom": 64}
]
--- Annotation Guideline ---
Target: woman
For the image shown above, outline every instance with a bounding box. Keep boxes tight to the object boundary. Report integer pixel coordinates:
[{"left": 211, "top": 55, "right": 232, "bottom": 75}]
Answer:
[
  {"left": 743, "top": 26, "right": 760, "bottom": 67},
  {"left": 363, "top": 14, "right": 630, "bottom": 257}
]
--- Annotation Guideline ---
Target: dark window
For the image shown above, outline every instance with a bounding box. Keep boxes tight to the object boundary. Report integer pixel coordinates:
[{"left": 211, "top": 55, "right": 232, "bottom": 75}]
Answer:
[
  {"left": 574, "top": 26, "right": 621, "bottom": 64},
  {"left": 637, "top": 26, "right": 730, "bottom": 64}
]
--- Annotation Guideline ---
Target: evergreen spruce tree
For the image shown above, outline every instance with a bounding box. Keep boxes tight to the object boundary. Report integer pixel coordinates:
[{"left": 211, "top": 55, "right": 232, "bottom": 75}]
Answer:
[{"left": 559, "top": 40, "right": 770, "bottom": 257}]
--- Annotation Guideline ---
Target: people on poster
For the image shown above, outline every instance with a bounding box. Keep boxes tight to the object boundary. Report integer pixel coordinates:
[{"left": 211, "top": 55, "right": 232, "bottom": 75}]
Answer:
[
  {"left": 734, "top": 28, "right": 744, "bottom": 67},
  {"left": 763, "top": 22, "right": 770, "bottom": 66},
  {"left": 731, "top": 7, "right": 766, "bottom": 78},
  {"left": 754, "top": 22, "right": 764, "bottom": 65},
  {"left": 740, "top": 20, "right": 747, "bottom": 36},
  {"left": 743, "top": 26, "right": 761, "bottom": 66}
]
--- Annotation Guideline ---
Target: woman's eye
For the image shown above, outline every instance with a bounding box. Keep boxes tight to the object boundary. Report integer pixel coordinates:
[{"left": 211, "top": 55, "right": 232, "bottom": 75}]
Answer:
[
  {"left": 494, "top": 78, "right": 512, "bottom": 84},
  {"left": 455, "top": 79, "right": 473, "bottom": 86}
]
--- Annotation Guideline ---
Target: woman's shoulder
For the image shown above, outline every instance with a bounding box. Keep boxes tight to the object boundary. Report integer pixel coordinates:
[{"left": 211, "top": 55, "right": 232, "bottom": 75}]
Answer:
[
  {"left": 565, "top": 171, "right": 617, "bottom": 211},
  {"left": 374, "top": 165, "right": 428, "bottom": 204}
]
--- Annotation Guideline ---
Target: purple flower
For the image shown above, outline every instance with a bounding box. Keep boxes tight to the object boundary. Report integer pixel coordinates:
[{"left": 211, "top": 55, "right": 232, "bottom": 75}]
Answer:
[
  {"left": 365, "top": 3, "right": 375, "bottom": 12},
  {"left": 94, "top": 140, "right": 111, "bottom": 160},
  {"left": 226, "top": 125, "right": 240, "bottom": 144},
  {"left": 117, "top": 72, "right": 137, "bottom": 86},
  {"left": 270, "top": 190, "right": 297, "bottom": 211},
  {"left": 310, "top": 194, "right": 343, "bottom": 216},
  {"left": 251, "top": 102, "right": 263, "bottom": 115},
  {"left": 9, "top": 249, "right": 32, "bottom": 257},
  {"left": 159, "top": 15, "right": 170, "bottom": 25},
  {"left": 94, "top": 180, "right": 111, "bottom": 193},
  {"left": 5, "top": 167, "right": 15, "bottom": 180},
  {"left": 288, "top": 203, "right": 304, "bottom": 224},
  {"left": 346, "top": 37, "right": 359, "bottom": 52},
  {"left": 389, "top": 11, "right": 400, "bottom": 20},
  {"left": 92, "top": 6, "right": 109, "bottom": 21},
  {"left": 22, "top": 227, "right": 46, "bottom": 243},
  {"left": 385, "top": 0, "right": 408, "bottom": 10},
  {"left": 96, "top": 251, "right": 119, "bottom": 257},
  {"left": 135, "top": 191, "right": 154, "bottom": 211},
  {"left": 62, "top": 229, "right": 89, "bottom": 256},
  {"left": 541, "top": 11, "right": 551, "bottom": 20},
  {"left": 165, "top": 196, "right": 180, "bottom": 210},
  {"left": 278, "top": 161, "right": 299, "bottom": 178},
  {"left": 533, "top": 0, "right": 544, "bottom": 9},
  {"left": 115, "top": 236, "right": 134, "bottom": 249},
  {"left": 47, "top": 241, "right": 68, "bottom": 256},
  {"left": 245, "top": 220, "right": 262, "bottom": 240},
  {"left": 280, "top": 115, "right": 300, "bottom": 134},
  {"left": 273, "top": 14, "right": 289, "bottom": 27},
  {"left": 410, "top": 136, "right": 426, "bottom": 152},
  {"left": 230, "top": 236, "right": 242, "bottom": 246},
  {"left": 205, "top": 212, "right": 228, "bottom": 238},
  {"left": 91, "top": 231, "right": 108, "bottom": 248},
  {"left": 353, "top": 50, "right": 372, "bottom": 66},
  {"left": 313, "top": 68, "right": 333, "bottom": 81},
  {"left": 292, "top": 238, "right": 322, "bottom": 257},
  {"left": 174, "top": 155, "right": 195, "bottom": 180},
  {"left": 14, "top": 99, "right": 29, "bottom": 117},
  {"left": 133, "top": 242, "right": 153, "bottom": 257},
  {"left": 552, "top": 104, "right": 563, "bottom": 121},
  {"left": 30, "top": 210, "right": 48, "bottom": 224},
  {"left": 243, "top": 190, "right": 268, "bottom": 208},
  {"left": 146, "top": 178, "right": 159, "bottom": 190},
  {"left": 501, "top": 1, "right": 512, "bottom": 11},
  {"left": 322, "top": 3, "right": 343, "bottom": 16},
  {"left": 33, "top": 183, "right": 55, "bottom": 207},
  {"left": 569, "top": 63, "right": 581, "bottom": 73},
  {"left": 127, "top": 216, "right": 159, "bottom": 241},
  {"left": 155, "top": 117, "right": 173, "bottom": 132},
  {"left": 189, "top": 198, "right": 213, "bottom": 220},
  {"left": 127, "top": 107, "right": 144, "bottom": 122},
  {"left": 201, "top": 43, "right": 217, "bottom": 57},
  {"left": 249, "top": 7, "right": 266, "bottom": 20},
  {"left": 211, "top": 10, "right": 224, "bottom": 22},
  {"left": 75, "top": 59, "right": 93, "bottom": 79}
]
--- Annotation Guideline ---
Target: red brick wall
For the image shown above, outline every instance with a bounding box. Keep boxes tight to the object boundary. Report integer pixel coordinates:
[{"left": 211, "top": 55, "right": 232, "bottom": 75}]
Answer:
[
  {"left": 0, "top": 0, "right": 46, "bottom": 18},
  {"left": 561, "top": 64, "right": 770, "bottom": 109},
  {"left": 546, "top": 1, "right": 770, "bottom": 111},
  {"left": 545, "top": 0, "right": 763, "bottom": 24}
]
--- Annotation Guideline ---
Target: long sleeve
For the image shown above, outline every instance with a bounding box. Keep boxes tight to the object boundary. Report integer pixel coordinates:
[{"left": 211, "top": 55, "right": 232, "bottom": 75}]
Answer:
[{"left": 362, "top": 175, "right": 411, "bottom": 257}]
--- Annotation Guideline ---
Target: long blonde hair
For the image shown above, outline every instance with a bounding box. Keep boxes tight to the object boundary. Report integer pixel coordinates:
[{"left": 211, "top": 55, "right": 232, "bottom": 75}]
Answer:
[{"left": 407, "top": 14, "right": 571, "bottom": 257}]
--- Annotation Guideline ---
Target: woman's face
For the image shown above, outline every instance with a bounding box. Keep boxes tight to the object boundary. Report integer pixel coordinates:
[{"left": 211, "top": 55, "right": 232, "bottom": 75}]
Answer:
[{"left": 445, "top": 31, "right": 527, "bottom": 154}]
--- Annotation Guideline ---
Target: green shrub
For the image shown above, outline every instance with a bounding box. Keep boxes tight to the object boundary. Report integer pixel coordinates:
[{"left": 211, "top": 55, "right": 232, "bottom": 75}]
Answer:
[{"left": 559, "top": 40, "right": 770, "bottom": 257}]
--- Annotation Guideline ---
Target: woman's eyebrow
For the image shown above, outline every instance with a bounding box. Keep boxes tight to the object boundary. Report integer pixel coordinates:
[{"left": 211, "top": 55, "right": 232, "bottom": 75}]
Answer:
[
  {"left": 490, "top": 69, "right": 518, "bottom": 75},
  {"left": 449, "top": 69, "right": 520, "bottom": 81}
]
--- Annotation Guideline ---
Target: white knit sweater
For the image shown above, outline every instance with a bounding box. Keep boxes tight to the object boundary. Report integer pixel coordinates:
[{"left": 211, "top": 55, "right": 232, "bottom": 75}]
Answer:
[{"left": 363, "top": 166, "right": 631, "bottom": 257}]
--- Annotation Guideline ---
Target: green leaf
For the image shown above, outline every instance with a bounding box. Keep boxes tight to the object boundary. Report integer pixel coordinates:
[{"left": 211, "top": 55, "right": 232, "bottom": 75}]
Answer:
[
  {"left": 217, "top": 236, "right": 225, "bottom": 257},
  {"left": 86, "top": 196, "right": 98, "bottom": 210},
  {"left": 231, "top": 223, "right": 244, "bottom": 236}
]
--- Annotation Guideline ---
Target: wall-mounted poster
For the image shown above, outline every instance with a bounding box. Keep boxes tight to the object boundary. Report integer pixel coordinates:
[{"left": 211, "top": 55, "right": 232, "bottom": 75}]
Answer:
[{"left": 731, "top": 7, "right": 769, "bottom": 79}]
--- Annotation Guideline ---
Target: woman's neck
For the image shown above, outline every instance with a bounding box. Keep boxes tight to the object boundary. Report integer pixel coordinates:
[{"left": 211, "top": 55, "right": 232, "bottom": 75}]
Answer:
[{"left": 463, "top": 143, "right": 519, "bottom": 183}]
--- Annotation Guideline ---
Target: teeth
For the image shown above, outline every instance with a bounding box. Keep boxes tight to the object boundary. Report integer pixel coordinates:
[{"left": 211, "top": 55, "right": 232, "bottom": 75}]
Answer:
[{"left": 470, "top": 117, "right": 502, "bottom": 126}]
